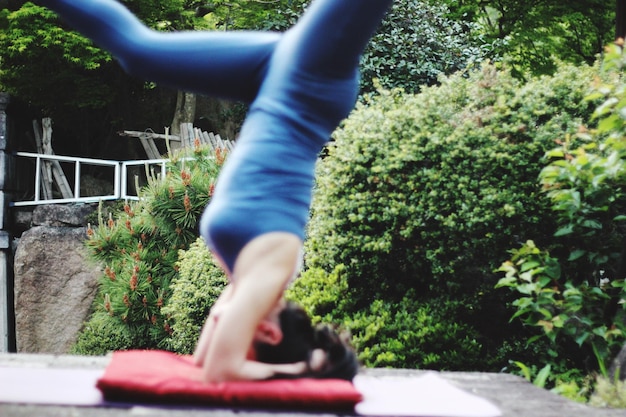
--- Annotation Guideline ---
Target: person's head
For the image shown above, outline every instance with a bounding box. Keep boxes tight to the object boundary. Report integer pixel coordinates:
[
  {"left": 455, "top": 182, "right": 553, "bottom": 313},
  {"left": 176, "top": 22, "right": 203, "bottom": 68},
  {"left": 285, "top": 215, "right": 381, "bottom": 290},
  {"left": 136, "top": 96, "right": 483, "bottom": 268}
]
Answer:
[{"left": 253, "top": 301, "right": 359, "bottom": 380}]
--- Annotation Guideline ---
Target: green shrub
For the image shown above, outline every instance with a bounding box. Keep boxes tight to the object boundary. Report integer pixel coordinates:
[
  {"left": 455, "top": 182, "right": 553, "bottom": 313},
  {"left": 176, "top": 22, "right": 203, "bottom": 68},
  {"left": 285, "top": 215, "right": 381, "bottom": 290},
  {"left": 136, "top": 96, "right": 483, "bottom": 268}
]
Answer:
[
  {"left": 496, "top": 44, "right": 626, "bottom": 381},
  {"left": 73, "top": 144, "right": 223, "bottom": 353},
  {"left": 590, "top": 377, "right": 626, "bottom": 408},
  {"left": 70, "top": 310, "right": 135, "bottom": 355},
  {"left": 346, "top": 295, "right": 483, "bottom": 370},
  {"left": 285, "top": 264, "right": 353, "bottom": 324},
  {"left": 162, "top": 237, "right": 228, "bottom": 354},
  {"left": 305, "top": 62, "right": 598, "bottom": 370},
  {"left": 360, "top": 0, "right": 488, "bottom": 95},
  {"left": 288, "top": 266, "right": 482, "bottom": 370}
]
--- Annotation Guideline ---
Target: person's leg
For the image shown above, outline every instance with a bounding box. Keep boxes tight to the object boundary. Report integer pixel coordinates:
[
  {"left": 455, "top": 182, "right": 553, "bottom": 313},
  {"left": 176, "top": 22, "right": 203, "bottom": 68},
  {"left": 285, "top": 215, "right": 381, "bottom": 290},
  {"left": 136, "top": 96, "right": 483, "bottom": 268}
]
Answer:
[
  {"left": 276, "top": 0, "right": 393, "bottom": 78},
  {"left": 37, "top": 0, "right": 279, "bottom": 102},
  {"left": 200, "top": 0, "right": 394, "bottom": 273},
  {"left": 196, "top": 0, "right": 393, "bottom": 381}
]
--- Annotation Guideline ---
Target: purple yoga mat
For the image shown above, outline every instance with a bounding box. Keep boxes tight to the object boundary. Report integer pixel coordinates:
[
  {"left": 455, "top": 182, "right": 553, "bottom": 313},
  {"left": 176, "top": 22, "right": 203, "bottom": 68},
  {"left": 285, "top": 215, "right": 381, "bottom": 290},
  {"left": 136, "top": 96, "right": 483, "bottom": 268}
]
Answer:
[
  {"left": 0, "top": 366, "right": 502, "bottom": 417},
  {"left": 0, "top": 367, "right": 105, "bottom": 406}
]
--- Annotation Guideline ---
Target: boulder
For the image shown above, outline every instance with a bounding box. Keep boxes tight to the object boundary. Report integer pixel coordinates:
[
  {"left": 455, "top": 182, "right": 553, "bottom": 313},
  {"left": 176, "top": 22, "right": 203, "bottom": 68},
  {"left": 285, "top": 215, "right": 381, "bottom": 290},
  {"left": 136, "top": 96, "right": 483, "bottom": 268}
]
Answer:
[
  {"left": 13, "top": 226, "right": 100, "bottom": 353},
  {"left": 31, "top": 203, "right": 97, "bottom": 227}
]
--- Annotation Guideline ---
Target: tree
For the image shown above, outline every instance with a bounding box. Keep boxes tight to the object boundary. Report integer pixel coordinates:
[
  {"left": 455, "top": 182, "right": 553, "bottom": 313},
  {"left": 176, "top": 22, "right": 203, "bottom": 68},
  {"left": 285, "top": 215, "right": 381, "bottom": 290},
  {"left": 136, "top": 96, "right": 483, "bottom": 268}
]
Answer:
[
  {"left": 0, "top": 2, "right": 190, "bottom": 156},
  {"left": 0, "top": 1, "right": 309, "bottom": 156},
  {"left": 617, "top": 0, "right": 626, "bottom": 40},
  {"left": 431, "top": 0, "right": 615, "bottom": 77}
]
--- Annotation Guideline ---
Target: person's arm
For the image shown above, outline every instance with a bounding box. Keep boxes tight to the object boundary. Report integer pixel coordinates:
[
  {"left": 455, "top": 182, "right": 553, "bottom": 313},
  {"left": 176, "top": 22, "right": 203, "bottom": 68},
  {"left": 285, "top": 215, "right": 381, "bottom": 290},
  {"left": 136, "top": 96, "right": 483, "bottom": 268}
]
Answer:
[
  {"left": 195, "top": 232, "right": 304, "bottom": 382},
  {"left": 192, "top": 284, "right": 233, "bottom": 367}
]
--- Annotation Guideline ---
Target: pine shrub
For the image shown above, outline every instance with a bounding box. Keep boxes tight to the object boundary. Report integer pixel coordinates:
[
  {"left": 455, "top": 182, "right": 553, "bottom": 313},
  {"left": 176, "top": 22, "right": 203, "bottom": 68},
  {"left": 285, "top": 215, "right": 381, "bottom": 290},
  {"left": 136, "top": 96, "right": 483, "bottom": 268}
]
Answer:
[{"left": 73, "top": 144, "right": 224, "bottom": 354}]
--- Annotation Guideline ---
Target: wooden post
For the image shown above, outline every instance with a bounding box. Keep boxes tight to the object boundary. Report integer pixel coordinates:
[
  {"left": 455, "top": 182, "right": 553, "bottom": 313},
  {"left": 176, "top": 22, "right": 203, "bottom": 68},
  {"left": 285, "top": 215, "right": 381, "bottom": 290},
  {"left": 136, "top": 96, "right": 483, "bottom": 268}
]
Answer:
[
  {"left": 617, "top": 0, "right": 626, "bottom": 40},
  {"left": 138, "top": 129, "right": 161, "bottom": 160},
  {"left": 33, "top": 119, "right": 73, "bottom": 199},
  {"left": 32, "top": 120, "right": 53, "bottom": 200}
]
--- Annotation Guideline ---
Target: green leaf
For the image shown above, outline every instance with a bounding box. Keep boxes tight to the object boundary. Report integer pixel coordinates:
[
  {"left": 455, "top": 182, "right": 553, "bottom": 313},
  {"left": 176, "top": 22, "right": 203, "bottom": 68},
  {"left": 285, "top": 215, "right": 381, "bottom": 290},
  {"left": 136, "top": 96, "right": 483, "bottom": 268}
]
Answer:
[
  {"left": 512, "top": 361, "right": 532, "bottom": 381},
  {"left": 520, "top": 260, "right": 541, "bottom": 272},
  {"left": 534, "top": 364, "right": 551, "bottom": 388},
  {"left": 554, "top": 225, "right": 575, "bottom": 237},
  {"left": 567, "top": 249, "right": 586, "bottom": 261}
]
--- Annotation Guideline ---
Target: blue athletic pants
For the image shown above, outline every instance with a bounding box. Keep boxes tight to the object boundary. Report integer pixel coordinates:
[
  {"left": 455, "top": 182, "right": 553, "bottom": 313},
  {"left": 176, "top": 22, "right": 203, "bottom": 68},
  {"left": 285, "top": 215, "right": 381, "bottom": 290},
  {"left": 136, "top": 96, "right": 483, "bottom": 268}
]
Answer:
[{"left": 38, "top": 0, "right": 392, "bottom": 272}]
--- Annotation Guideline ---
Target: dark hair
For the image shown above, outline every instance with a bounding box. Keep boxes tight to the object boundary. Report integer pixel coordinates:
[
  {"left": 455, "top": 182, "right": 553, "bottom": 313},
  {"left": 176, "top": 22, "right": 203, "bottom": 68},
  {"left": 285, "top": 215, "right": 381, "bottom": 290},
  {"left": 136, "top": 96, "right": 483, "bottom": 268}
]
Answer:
[{"left": 254, "top": 302, "right": 359, "bottom": 381}]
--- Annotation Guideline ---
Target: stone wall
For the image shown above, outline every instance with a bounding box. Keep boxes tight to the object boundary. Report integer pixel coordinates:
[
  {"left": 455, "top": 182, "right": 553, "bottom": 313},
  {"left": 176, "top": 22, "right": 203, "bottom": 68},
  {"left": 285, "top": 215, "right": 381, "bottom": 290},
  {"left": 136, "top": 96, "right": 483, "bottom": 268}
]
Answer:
[{"left": 13, "top": 204, "right": 101, "bottom": 353}]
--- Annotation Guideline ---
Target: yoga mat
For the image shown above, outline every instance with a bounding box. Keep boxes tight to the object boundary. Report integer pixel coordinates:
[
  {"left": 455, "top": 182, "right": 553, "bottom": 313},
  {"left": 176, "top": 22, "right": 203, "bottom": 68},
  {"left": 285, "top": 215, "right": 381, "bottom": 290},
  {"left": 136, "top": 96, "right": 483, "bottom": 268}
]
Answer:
[
  {"left": 0, "top": 366, "right": 105, "bottom": 406},
  {"left": 0, "top": 353, "right": 502, "bottom": 417},
  {"left": 354, "top": 372, "right": 502, "bottom": 417}
]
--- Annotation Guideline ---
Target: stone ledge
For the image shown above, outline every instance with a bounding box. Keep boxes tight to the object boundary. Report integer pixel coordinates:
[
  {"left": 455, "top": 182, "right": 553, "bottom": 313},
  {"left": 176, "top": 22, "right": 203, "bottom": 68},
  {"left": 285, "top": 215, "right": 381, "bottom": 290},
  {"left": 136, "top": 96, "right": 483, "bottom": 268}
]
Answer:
[{"left": 0, "top": 353, "right": 623, "bottom": 417}]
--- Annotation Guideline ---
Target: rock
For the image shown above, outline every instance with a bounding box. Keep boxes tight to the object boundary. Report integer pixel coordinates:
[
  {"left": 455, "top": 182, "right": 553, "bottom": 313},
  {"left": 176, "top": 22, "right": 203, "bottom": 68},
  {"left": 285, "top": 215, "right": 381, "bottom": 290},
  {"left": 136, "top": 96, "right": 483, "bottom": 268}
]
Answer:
[
  {"left": 13, "top": 226, "right": 100, "bottom": 353},
  {"left": 31, "top": 203, "right": 97, "bottom": 227},
  {"left": 11, "top": 207, "right": 34, "bottom": 233}
]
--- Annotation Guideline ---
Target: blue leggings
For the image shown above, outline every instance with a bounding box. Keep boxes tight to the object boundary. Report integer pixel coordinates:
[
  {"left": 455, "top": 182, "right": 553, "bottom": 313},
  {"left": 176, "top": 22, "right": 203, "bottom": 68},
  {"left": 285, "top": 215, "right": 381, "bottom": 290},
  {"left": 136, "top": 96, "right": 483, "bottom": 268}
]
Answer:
[{"left": 39, "top": 0, "right": 392, "bottom": 273}]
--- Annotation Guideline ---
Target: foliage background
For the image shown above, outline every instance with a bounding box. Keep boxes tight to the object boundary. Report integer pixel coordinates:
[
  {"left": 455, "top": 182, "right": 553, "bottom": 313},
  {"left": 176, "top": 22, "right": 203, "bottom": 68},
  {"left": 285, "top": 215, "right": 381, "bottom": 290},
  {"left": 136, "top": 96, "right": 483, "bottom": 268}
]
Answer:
[
  {"left": 304, "top": 62, "right": 598, "bottom": 370},
  {"left": 432, "top": 0, "right": 615, "bottom": 78}
]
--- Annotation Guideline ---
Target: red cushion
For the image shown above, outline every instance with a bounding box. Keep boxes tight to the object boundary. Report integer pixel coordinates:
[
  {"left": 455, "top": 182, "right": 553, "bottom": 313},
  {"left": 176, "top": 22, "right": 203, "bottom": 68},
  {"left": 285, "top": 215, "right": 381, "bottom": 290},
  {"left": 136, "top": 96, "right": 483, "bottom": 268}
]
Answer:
[{"left": 96, "top": 350, "right": 362, "bottom": 410}]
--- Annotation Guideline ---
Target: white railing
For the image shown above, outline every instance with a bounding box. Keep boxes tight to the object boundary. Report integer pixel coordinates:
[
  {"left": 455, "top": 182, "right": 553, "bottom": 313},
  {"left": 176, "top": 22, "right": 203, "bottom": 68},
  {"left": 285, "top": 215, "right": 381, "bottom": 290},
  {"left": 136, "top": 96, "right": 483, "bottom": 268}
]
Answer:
[
  {"left": 121, "top": 158, "right": 168, "bottom": 200},
  {"left": 12, "top": 153, "right": 170, "bottom": 206}
]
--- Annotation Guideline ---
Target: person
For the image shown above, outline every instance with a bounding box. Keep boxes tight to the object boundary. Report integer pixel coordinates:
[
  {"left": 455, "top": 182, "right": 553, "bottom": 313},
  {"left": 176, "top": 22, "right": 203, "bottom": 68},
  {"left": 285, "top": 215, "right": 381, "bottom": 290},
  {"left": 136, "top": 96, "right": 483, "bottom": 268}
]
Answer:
[{"left": 36, "top": 0, "right": 392, "bottom": 382}]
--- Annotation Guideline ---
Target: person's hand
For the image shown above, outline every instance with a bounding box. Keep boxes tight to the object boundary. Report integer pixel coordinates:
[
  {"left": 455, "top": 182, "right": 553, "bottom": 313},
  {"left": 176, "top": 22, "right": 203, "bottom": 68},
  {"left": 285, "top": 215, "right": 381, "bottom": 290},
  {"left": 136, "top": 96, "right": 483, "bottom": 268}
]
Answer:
[{"left": 308, "top": 348, "right": 327, "bottom": 372}]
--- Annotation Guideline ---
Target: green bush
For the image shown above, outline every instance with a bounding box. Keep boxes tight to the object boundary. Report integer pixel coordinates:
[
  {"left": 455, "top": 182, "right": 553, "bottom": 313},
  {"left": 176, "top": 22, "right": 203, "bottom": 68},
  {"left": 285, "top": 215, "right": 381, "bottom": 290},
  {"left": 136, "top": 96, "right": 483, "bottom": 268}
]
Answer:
[
  {"left": 70, "top": 310, "right": 135, "bottom": 355},
  {"left": 162, "top": 237, "right": 228, "bottom": 354},
  {"left": 590, "top": 377, "right": 626, "bottom": 408},
  {"left": 496, "top": 44, "right": 626, "bottom": 383},
  {"left": 286, "top": 264, "right": 353, "bottom": 325},
  {"left": 345, "top": 295, "right": 483, "bottom": 370},
  {"left": 73, "top": 144, "right": 223, "bottom": 353},
  {"left": 360, "top": 0, "right": 488, "bottom": 95},
  {"left": 288, "top": 266, "right": 484, "bottom": 370},
  {"left": 305, "top": 61, "right": 598, "bottom": 370}
]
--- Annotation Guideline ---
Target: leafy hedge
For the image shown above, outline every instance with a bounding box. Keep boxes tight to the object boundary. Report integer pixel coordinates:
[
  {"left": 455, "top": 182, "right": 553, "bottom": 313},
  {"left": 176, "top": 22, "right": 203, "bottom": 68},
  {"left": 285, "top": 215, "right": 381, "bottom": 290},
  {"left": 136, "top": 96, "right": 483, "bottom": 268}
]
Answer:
[
  {"left": 286, "top": 266, "right": 483, "bottom": 370},
  {"left": 304, "top": 62, "right": 598, "bottom": 370},
  {"left": 162, "top": 237, "right": 227, "bottom": 354}
]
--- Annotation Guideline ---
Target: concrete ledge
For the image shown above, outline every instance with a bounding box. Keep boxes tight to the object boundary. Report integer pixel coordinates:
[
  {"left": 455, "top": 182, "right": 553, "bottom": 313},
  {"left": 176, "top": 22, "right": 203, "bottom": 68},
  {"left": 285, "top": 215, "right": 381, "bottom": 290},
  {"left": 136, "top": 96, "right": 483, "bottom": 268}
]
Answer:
[{"left": 0, "top": 353, "right": 623, "bottom": 417}]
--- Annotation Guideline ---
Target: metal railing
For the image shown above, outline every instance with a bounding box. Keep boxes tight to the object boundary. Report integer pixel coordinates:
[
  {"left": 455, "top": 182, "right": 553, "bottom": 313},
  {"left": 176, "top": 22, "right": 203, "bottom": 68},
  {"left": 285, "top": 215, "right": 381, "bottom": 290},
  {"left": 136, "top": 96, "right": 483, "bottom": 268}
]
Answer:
[
  {"left": 121, "top": 158, "right": 168, "bottom": 200},
  {"left": 12, "top": 152, "right": 170, "bottom": 206}
]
